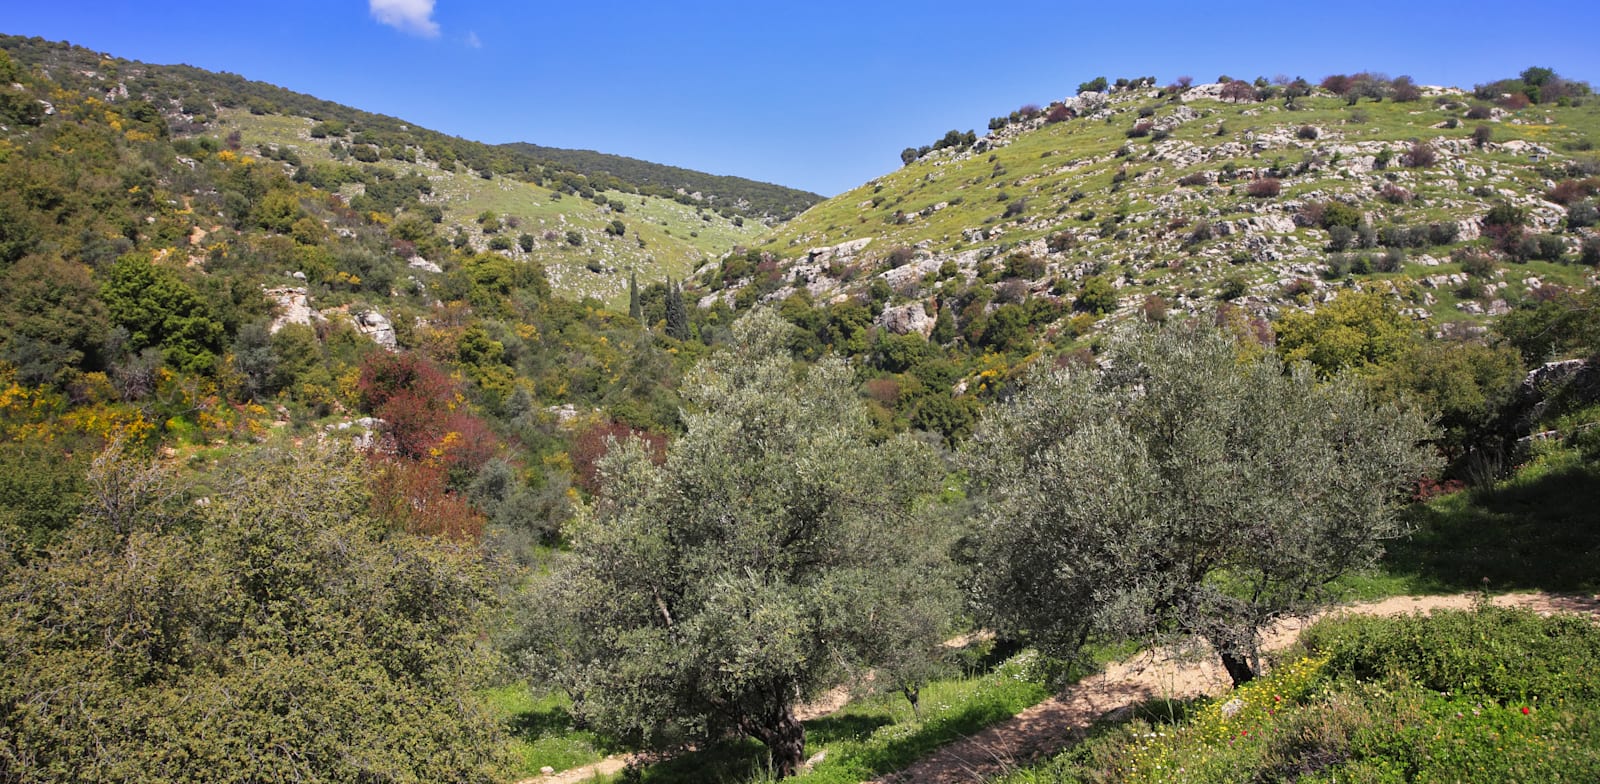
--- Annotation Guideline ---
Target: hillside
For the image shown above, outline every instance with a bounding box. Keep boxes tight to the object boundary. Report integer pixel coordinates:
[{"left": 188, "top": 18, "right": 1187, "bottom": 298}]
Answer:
[
  {"left": 0, "top": 34, "right": 819, "bottom": 306},
  {"left": 499, "top": 142, "right": 821, "bottom": 220},
  {"left": 707, "top": 75, "right": 1599, "bottom": 344}
]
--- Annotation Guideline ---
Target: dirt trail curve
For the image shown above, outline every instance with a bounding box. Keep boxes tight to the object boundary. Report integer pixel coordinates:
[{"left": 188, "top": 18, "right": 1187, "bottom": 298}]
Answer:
[
  {"left": 869, "top": 592, "right": 1600, "bottom": 784},
  {"left": 515, "top": 678, "right": 869, "bottom": 784},
  {"left": 518, "top": 629, "right": 1004, "bottom": 783}
]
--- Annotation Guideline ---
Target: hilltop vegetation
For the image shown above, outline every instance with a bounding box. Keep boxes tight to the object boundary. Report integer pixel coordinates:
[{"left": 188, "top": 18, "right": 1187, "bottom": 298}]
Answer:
[
  {"left": 500, "top": 142, "right": 821, "bottom": 220},
  {"left": 0, "top": 35, "right": 819, "bottom": 222}
]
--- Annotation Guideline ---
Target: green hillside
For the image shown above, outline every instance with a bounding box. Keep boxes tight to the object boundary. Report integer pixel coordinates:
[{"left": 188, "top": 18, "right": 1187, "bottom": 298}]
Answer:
[
  {"left": 216, "top": 108, "right": 762, "bottom": 306},
  {"left": 724, "top": 75, "right": 1599, "bottom": 337},
  {"left": 0, "top": 33, "right": 816, "bottom": 307}
]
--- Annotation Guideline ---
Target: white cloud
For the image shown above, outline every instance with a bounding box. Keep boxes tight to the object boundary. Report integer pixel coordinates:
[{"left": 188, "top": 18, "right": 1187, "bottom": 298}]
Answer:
[
  {"left": 465, "top": 31, "right": 482, "bottom": 49},
  {"left": 369, "top": 0, "right": 440, "bottom": 38}
]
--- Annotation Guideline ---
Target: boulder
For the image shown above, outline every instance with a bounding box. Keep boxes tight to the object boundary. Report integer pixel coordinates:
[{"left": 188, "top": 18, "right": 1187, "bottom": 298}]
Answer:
[
  {"left": 877, "top": 303, "right": 935, "bottom": 337},
  {"left": 350, "top": 309, "right": 398, "bottom": 351}
]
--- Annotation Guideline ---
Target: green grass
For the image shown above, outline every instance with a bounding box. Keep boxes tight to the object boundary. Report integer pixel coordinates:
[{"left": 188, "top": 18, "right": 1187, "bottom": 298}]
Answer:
[
  {"left": 618, "top": 645, "right": 1062, "bottom": 784},
  {"left": 1385, "top": 443, "right": 1600, "bottom": 594},
  {"left": 995, "top": 605, "right": 1600, "bottom": 783},
  {"left": 484, "top": 685, "right": 621, "bottom": 777}
]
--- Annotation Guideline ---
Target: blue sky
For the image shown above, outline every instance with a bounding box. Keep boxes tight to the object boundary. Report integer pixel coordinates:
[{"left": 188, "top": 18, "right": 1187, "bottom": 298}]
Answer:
[{"left": 6, "top": 1, "right": 1598, "bottom": 195}]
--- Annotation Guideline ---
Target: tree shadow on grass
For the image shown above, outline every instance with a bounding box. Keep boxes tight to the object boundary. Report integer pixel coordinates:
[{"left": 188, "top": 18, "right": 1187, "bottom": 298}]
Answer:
[
  {"left": 825, "top": 694, "right": 1044, "bottom": 778},
  {"left": 1387, "top": 459, "right": 1600, "bottom": 593},
  {"left": 503, "top": 702, "right": 579, "bottom": 740},
  {"left": 635, "top": 739, "right": 766, "bottom": 784},
  {"left": 803, "top": 712, "right": 893, "bottom": 745},
  {"left": 500, "top": 699, "right": 625, "bottom": 761}
]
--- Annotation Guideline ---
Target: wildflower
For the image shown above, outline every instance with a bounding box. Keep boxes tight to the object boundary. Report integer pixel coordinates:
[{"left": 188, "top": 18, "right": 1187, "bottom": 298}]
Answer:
[{"left": 1521, "top": 706, "right": 1531, "bottom": 715}]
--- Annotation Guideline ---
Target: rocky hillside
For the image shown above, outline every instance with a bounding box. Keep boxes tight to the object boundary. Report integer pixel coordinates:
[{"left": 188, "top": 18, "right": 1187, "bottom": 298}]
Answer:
[{"left": 708, "top": 75, "right": 1599, "bottom": 343}]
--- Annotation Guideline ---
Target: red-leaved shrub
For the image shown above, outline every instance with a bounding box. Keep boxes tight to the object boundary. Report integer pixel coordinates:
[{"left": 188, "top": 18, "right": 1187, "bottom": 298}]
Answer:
[
  {"left": 571, "top": 420, "right": 668, "bottom": 495},
  {"left": 1246, "top": 178, "right": 1282, "bottom": 198},
  {"left": 358, "top": 352, "right": 457, "bottom": 458},
  {"left": 369, "top": 457, "right": 485, "bottom": 541}
]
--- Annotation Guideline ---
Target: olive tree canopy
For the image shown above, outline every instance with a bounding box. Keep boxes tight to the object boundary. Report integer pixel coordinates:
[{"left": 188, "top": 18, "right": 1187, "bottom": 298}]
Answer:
[
  {"left": 517, "top": 309, "right": 954, "bottom": 777},
  {"left": 962, "top": 319, "right": 1439, "bottom": 685}
]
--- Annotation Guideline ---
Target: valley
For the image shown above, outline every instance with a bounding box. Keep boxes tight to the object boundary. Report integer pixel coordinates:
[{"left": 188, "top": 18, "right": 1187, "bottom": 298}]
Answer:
[{"left": 1, "top": 29, "right": 1598, "bottom": 784}]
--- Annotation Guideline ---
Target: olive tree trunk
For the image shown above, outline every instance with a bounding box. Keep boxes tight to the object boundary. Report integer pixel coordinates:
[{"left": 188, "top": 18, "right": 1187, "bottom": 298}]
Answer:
[{"left": 743, "top": 705, "right": 806, "bottom": 779}]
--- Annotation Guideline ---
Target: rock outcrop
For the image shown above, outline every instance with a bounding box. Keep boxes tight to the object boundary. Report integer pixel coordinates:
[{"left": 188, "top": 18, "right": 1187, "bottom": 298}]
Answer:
[
  {"left": 265, "top": 287, "right": 321, "bottom": 333},
  {"left": 877, "top": 303, "right": 935, "bottom": 337},
  {"left": 350, "top": 309, "right": 398, "bottom": 351}
]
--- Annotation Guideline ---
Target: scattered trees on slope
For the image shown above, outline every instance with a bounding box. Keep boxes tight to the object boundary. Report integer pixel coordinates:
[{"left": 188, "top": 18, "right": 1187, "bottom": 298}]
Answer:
[{"left": 962, "top": 319, "right": 1438, "bottom": 686}]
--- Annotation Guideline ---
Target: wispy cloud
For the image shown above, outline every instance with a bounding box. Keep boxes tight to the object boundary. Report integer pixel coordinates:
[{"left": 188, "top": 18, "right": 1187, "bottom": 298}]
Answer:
[
  {"left": 369, "top": 0, "right": 440, "bottom": 38},
  {"left": 465, "top": 31, "right": 482, "bottom": 49}
]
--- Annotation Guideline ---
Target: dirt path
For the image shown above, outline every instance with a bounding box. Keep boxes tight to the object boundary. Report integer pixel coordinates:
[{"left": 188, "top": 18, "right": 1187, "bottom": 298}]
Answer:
[
  {"left": 868, "top": 592, "right": 1600, "bottom": 784},
  {"left": 516, "top": 675, "right": 876, "bottom": 783}
]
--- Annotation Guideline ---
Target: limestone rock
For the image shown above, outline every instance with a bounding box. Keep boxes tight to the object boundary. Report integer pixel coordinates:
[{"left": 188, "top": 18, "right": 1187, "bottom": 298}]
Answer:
[
  {"left": 806, "top": 237, "right": 873, "bottom": 266},
  {"left": 350, "top": 309, "right": 398, "bottom": 351},
  {"left": 264, "top": 287, "right": 322, "bottom": 334},
  {"left": 877, "top": 302, "right": 935, "bottom": 337}
]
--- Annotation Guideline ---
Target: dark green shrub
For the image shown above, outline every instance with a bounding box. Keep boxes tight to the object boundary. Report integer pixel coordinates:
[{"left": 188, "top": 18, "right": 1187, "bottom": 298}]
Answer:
[
  {"left": 1075, "top": 275, "right": 1117, "bottom": 314},
  {"left": 1580, "top": 236, "right": 1600, "bottom": 266},
  {"left": 1217, "top": 276, "right": 1249, "bottom": 300},
  {"left": 1319, "top": 201, "right": 1364, "bottom": 229},
  {"left": 1567, "top": 201, "right": 1598, "bottom": 230},
  {"left": 1328, "top": 225, "right": 1356, "bottom": 251},
  {"left": 1534, "top": 233, "right": 1567, "bottom": 261}
]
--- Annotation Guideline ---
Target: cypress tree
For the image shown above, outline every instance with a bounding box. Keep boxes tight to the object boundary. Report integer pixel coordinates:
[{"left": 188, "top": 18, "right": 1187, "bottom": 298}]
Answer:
[
  {"left": 664, "top": 279, "right": 690, "bottom": 341},
  {"left": 628, "top": 268, "right": 641, "bottom": 321}
]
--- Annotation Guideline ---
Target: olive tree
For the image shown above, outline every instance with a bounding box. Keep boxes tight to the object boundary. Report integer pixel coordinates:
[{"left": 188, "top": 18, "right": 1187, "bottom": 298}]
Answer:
[
  {"left": 962, "top": 319, "right": 1438, "bottom": 686},
  {"left": 517, "top": 309, "right": 953, "bottom": 777}
]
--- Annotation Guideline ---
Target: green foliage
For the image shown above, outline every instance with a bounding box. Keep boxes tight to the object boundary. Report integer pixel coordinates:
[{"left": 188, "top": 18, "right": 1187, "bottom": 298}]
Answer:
[
  {"left": 99, "top": 253, "right": 225, "bottom": 374},
  {"left": 1274, "top": 290, "right": 1417, "bottom": 377},
  {"left": 1305, "top": 604, "right": 1600, "bottom": 701},
  {"left": 0, "top": 253, "right": 108, "bottom": 386},
  {"left": 663, "top": 280, "right": 691, "bottom": 340},
  {"left": 0, "top": 442, "right": 87, "bottom": 555},
  {"left": 1496, "top": 286, "right": 1600, "bottom": 363},
  {"left": 963, "top": 318, "right": 1439, "bottom": 684},
  {"left": 0, "top": 442, "right": 506, "bottom": 782},
  {"left": 1003, "top": 608, "right": 1600, "bottom": 784},
  {"left": 1074, "top": 275, "right": 1117, "bottom": 315},
  {"left": 1367, "top": 338, "right": 1524, "bottom": 464},
  {"left": 513, "top": 310, "right": 954, "bottom": 777}
]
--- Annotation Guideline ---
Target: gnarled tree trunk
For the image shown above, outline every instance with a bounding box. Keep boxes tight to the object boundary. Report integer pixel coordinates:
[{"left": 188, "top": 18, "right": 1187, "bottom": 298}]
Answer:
[
  {"left": 1218, "top": 647, "right": 1256, "bottom": 687},
  {"left": 742, "top": 704, "right": 806, "bottom": 779}
]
